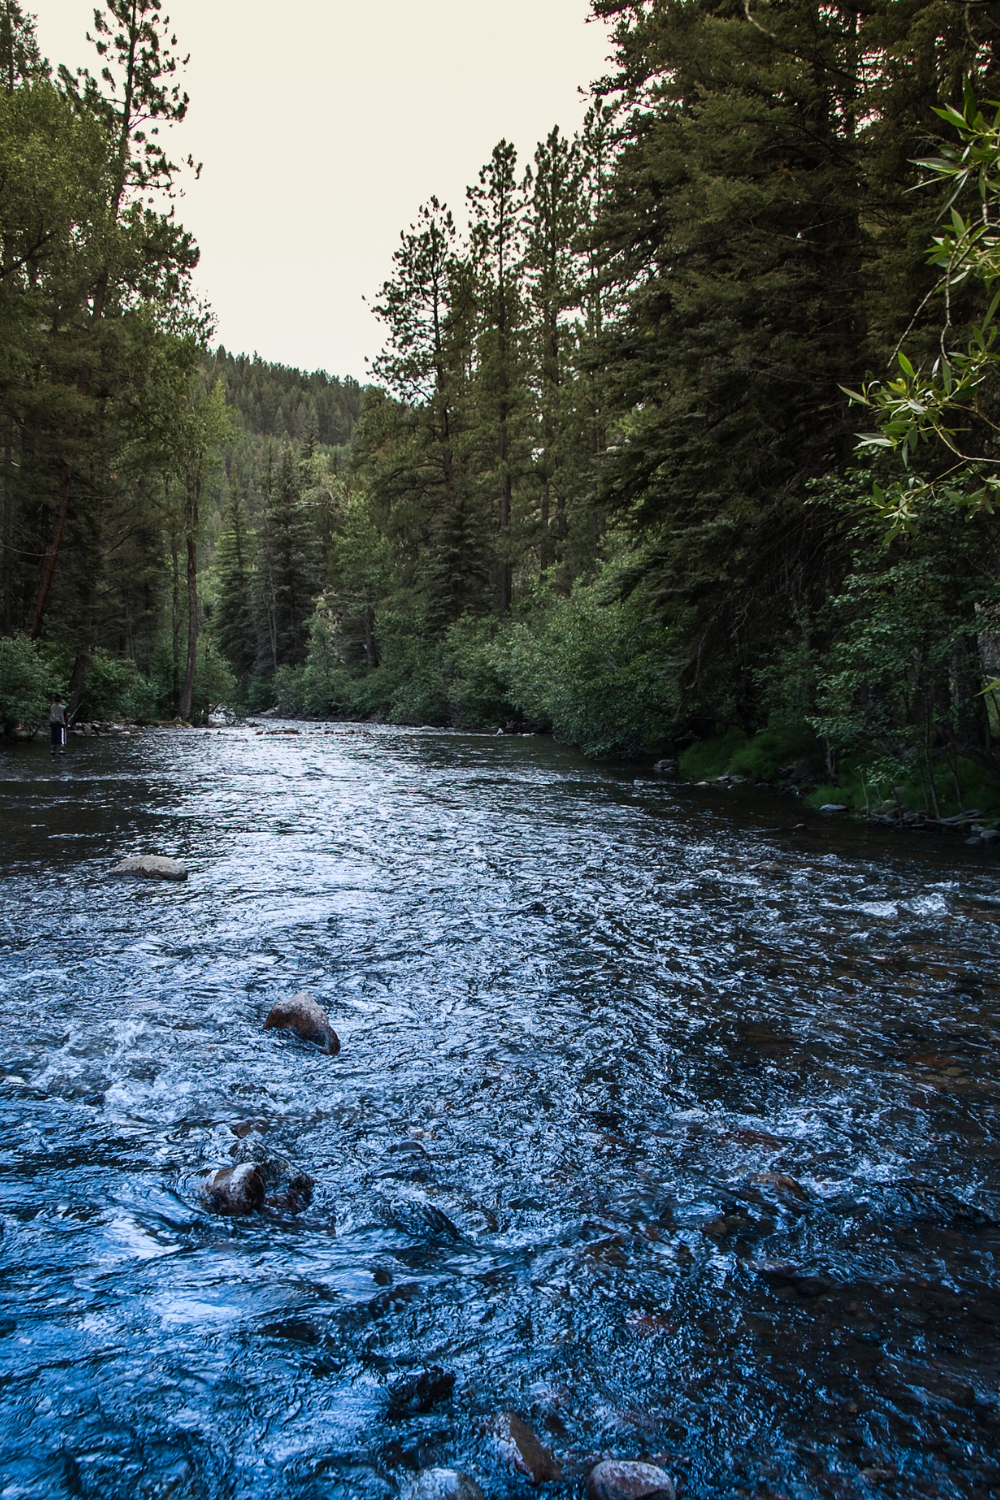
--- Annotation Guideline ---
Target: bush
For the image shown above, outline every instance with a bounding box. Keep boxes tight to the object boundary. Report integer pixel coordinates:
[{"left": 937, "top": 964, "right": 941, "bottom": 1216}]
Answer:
[
  {"left": 0, "top": 634, "right": 60, "bottom": 737},
  {"left": 497, "top": 583, "right": 676, "bottom": 757},
  {"left": 77, "top": 651, "right": 157, "bottom": 722}
]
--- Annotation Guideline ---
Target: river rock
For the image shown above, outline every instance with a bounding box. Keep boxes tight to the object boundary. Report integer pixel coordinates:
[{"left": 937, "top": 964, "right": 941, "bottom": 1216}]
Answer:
[
  {"left": 586, "top": 1460, "right": 676, "bottom": 1500},
  {"left": 652, "top": 759, "right": 678, "bottom": 778},
  {"left": 200, "top": 1163, "right": 265, "bottom": 1215},
  {"left": 402, "top": 1472, "right": 485, "bottom": 1500},
  {"left": 486, "top": 1413, "right": 562, "bottom": 1483},
  {"left": 230, "top": 1134, "right": 314, "bottom": 1213},
  {"left": 110, "top": 855, "right": 188, "bottom": 881},
  {"left": 819, "top": 804, "right": 847, "bottom": 815},
  {"left": 386, "top": 1366, "right": 455, "bottom": 1417},
  {"left": 262, "top": 993, "right": 340, "bottom": 1055}
]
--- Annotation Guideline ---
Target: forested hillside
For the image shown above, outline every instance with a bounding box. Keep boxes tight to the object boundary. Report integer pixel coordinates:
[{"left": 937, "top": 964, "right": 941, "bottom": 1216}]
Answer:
[{"left": 4, "top": 0, "right": 1000, "bottom": 821}]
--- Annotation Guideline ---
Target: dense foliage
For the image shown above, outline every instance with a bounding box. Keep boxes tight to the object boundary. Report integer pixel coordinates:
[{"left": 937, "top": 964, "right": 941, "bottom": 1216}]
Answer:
[{"left": 4, "top": 0, "right": 1000, "bottom": 820}]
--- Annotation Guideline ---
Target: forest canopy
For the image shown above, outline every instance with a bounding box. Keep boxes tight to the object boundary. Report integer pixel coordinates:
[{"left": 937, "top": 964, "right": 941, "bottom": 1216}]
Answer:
[{"left": 3, "top": 0, "right": 1000, "bottom": 821}]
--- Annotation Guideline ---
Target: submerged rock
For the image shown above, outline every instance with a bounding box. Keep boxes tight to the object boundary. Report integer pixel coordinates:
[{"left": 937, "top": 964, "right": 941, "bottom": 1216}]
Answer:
[
  {"left": 110, "top": 855, "right": 188, "bottom": 881},
  {"left": 486, "top": 1413, "right": 562, "bottom": 1483},
  {"left": 230, "top": 1134, "right": 314, "bottom": 1213},
  {"left": 402, "top": 1472, "right": 484, "bottom": 1500},
  {"left": 200, "top": 1163, "right": 264, "bottom": 1215},
  {"left": 262, "top": 993, "right": 340, "bottom": 1055},
  {"left": 386, "top": 1366, "right": 455, "bottom": 1417},
  {"left": 586, "top": 1460, "right": 676, "bottom": 1500},
  {"left": 652, "top": 759, "right": 678, "bottom": 778}
]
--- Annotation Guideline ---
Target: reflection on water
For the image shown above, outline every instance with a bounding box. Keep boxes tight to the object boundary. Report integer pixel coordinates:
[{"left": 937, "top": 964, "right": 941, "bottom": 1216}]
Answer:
[{"left": 1, "top": 724, "right": 998, "bottom": 1499}]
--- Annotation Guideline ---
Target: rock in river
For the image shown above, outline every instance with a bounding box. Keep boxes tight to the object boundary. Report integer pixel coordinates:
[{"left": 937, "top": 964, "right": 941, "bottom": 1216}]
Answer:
[
  {"left": 486, "top": 1413, "right": 562, "bottom": 1483},
  {"left": 230, "top": 1134, "right": 314, "bottom": 1213},
  {"left": 403, "top": 1472, "right": 485, "bottom": 1500},
  {"left": 200, "top": 1163, "right": 265, "bottom": 1215},
  {"left": 586, "top": 1460, "right": 676, "bottom": 1500},
  {"left": 262, "top": 992, "right": 340, "bottom": 1055},
  {"left": 110, "top": 855, "right": 188, "bottom": 881}
]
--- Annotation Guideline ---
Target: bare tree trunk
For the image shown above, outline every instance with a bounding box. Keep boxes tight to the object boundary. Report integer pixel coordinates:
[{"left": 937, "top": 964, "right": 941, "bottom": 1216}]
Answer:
[{"left": 178, "top": 465, "right": 200, "bottom": 720}]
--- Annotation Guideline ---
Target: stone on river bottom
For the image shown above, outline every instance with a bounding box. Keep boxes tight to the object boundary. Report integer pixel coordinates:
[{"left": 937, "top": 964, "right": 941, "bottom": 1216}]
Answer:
[
  {"left": 486, "top": 1413, "right": 562, "bottom": 1483},
  {"left": 402, "top": 1472, "right": 485, "bottom": 1500},
  {"left": 585, "top": 1459, "right": 676, "bottom": 1500},
  {"left": 109, "top": 854, "right": 188, "bottom": 880}
]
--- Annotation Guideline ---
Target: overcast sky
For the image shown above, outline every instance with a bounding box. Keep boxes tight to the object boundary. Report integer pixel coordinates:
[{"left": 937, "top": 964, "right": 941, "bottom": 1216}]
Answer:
[{"left": 35, "top": 1, "right": 613, "bottom": 382}]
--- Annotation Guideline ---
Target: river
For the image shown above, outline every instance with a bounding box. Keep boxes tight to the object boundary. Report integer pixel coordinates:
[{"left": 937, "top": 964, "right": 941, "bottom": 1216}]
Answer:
[{"left": 1, "top": 723, "right": 998, "bottom": 1500}]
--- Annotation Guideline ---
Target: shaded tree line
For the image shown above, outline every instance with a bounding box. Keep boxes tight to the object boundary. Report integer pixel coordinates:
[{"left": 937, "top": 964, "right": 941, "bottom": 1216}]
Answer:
[
  {"left": 6, "top": 0, "right": 1000, "bottom": 829},
  {"left": 209, "top": 0, "right": 1000, "bottom": 820}
]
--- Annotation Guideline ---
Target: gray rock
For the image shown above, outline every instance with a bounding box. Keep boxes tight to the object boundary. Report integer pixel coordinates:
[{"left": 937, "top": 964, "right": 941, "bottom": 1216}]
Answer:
[
  {"left": 819, "top": 804, "right": 847, "bottom": 815},
  {"left": 403, "top": 1472, "right": 485, "bottom": 1500},
  {"left": 652, "top": 759, "right": 678, "bottom": 777},
  {"left": 981, "top": 828, "right": 1000, "bottom": 845},
  {"left": 586, "top": 1461, "right": 676, "bottom": 1500},
  {"left": 110, "top": 854, "right": 188, "bottom": 881}
]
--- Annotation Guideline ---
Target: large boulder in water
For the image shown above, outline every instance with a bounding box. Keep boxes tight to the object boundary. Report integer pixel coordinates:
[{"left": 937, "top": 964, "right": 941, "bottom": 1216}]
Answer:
[
  {"left": 110, "top": 855, "right": 188, "bottom": 881},
  {"left": 262, "top": 993, "right": 339, "bottom": 1055},
  {"left": 585, "top": 1461, "right": 676, "bottom": 1500}
]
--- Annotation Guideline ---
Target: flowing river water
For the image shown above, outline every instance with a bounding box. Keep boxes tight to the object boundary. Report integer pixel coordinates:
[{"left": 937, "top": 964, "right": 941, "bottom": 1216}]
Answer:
[{"left": 1, "top": 723, "right": 999, "bottom": 1500}]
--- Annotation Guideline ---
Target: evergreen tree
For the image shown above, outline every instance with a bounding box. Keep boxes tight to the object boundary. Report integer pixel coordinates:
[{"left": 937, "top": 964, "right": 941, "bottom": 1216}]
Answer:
[
  {"left": 468, "top": 141, "right": 529, "bottom": 615},
  {"left": 268, "top": 444, "right": 319, "bottom": 667},
  {"left": 213, "top": 472, "right": 256, "bottom": 687}
]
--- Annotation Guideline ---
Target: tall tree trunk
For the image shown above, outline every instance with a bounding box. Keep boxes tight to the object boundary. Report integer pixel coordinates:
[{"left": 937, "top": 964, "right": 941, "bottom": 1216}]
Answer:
[
  {"left": 1, "top": 414, "right": 12, "bottom": 634},
  {"left": 178, "top": 464, "right": 200, "bottom": 720},
  {"left": 170, "top": 530, "right": 180, "bottom": 711},
  {"left": 67, "top": 653, "right": 88, "bottom": 721},
  {"left": 498, "top": 416, "right": 512, "bottom": 617}
]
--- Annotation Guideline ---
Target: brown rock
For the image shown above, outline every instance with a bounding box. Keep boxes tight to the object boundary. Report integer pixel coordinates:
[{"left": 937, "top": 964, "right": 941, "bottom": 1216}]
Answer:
[
  {"left": 585, "top": 1460, "right": 676, "bottom": 1500},
  {"left": 487, "top": 1413, "right": 562, "bottom": 1483},
  {"left": 263, "top": 993, "right": 340, "bottom": 1055},
  {"left": 200, "top": 1163, "right": 265, "bottom": 1215},
  {"left": 230, "top": 1135, "right": 314, "bottom": 1214},
  {"left": 749, "top": 1171, "right": 808, "bottom": 1200}
]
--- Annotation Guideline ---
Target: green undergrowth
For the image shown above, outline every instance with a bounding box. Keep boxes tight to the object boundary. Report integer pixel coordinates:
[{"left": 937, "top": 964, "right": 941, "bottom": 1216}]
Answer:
[
  {"left": 677, "top": 723, "right": 1000, "bottom": 823},
  {"left": 678, "top": 724, "right": 818, "bottom": 782}
]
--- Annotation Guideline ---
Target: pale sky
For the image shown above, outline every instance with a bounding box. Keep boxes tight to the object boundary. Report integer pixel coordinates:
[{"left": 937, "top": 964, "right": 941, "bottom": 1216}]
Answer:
[{"left": 35, "top": 0, "right": 613, "bottom": 382}]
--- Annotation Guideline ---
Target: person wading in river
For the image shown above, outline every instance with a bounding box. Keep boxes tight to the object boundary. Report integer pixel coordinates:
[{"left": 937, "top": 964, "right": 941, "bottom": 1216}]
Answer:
[{"left": 48, "top": 695, "right": 67, "bottom": 755}]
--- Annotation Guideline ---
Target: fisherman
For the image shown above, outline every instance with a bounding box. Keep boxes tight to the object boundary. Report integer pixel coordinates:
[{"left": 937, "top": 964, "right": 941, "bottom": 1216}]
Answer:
[{"left": 48, "top": 694, "right": 67, "bottom": 755}]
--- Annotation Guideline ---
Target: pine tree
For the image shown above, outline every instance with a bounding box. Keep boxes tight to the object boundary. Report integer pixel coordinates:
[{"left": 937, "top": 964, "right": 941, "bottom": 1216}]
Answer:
[
  {"left": 213, "top": 472, "right": 256, "bottom": 687},
  {"left": 268, "top": 444, "right": 319, "bottom": 667},
  {"left": 468, "top": 141, "right": 529, "bottom": 615}
]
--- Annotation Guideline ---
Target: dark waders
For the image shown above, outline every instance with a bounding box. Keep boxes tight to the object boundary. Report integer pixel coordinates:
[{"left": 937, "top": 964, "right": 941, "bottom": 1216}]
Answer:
[{"left": 50, "top": 722, "right": 66, "bottom": 753}]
